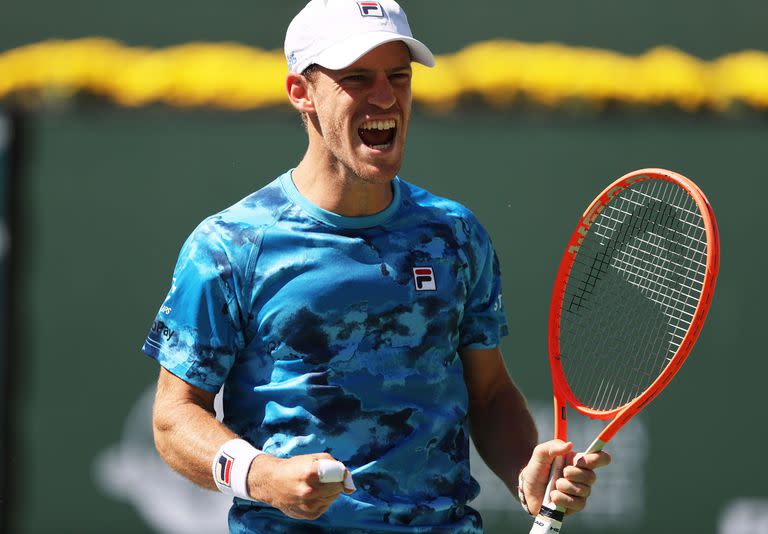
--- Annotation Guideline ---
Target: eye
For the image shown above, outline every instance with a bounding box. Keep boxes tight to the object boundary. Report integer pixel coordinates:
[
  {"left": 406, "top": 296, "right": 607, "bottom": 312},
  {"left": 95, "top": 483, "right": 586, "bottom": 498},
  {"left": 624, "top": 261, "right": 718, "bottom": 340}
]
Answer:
[
  {"left": 389, "top": 72, "right": 412, "bottom": 83},
  {"left": 341, "top": 74, "right": 367, "bottom": 83}
]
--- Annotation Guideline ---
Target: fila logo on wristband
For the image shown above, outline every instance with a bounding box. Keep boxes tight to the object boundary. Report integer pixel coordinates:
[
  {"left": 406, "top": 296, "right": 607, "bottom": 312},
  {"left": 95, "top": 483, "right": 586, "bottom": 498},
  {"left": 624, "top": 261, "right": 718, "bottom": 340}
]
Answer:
[
  {"left": 212, "top": 438, "right": 263, "bottom": 500},
  {"left": 215, "top": 452, "right": 234, "bottom": 487},
  {"left": 413, "top": 267, "right": 436, "bottom": 291}
]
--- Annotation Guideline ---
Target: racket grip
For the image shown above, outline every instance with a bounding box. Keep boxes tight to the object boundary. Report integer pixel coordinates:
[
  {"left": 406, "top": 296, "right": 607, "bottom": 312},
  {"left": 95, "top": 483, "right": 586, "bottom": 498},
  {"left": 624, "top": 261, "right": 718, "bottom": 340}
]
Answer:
[
  {"left": 528, "top": 456, "right": 566, "bottom": 533},
  {"left": 528, "top": 440, "right": 606, "bottom": 533},
  {"left": 529, "top": 506, "right": 564, "bottom": 533}
]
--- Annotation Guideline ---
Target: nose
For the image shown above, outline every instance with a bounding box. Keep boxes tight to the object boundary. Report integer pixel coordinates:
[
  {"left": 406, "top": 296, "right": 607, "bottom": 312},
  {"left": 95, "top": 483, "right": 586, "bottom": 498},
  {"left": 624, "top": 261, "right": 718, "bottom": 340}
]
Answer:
[{"left": 368, "top": 73, "right": 396, "bottom": 109}]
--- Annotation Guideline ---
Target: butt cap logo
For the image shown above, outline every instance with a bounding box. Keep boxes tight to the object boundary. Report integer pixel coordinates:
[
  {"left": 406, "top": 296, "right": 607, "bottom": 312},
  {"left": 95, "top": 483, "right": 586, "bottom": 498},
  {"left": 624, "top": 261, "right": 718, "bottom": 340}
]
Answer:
[{"left": 413, "top": 267, "right": 436, "bottom": 291}]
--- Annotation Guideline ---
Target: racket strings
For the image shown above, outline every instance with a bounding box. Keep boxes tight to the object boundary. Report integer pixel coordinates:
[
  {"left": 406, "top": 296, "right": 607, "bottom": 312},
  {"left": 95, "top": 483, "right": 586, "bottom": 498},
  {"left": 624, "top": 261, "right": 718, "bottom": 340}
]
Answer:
[
  {"left": 565, "top": 180, "right": 672, "bottom": 406},
  {"left": 605, "top": 182, "right": 690, "bottom": 407},
  {"left": 581, "top": 181, "right": 699, "bottom": 409},
  {"left": 581, "top": 181, "right": 705, "bottom": 409},
  {"left": 559, "top": 179, "right": 708, "bottom": 411}
]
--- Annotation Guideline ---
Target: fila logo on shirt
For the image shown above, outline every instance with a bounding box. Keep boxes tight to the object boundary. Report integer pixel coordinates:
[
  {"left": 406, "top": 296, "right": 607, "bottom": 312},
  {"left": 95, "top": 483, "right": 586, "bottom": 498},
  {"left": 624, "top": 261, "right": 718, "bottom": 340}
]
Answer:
[
  {"left": 413, "top": 267, "right": 436, "bottom": 291},
  {"left": 214, "top": 452, "right": 234, "bottom": 487},
  {"left": 357, "top": 1, "right": 384, "bottom": 17}
]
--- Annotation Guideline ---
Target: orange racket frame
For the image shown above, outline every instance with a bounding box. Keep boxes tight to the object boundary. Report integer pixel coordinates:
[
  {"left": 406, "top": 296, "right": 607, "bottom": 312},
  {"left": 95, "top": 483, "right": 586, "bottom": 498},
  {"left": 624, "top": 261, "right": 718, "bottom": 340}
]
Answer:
[
  {"left": 547, "top": 168, "right": 720, "bottom": 449},
  {"left": 530, "top": 168, "right": 720, "bottom": 533}
]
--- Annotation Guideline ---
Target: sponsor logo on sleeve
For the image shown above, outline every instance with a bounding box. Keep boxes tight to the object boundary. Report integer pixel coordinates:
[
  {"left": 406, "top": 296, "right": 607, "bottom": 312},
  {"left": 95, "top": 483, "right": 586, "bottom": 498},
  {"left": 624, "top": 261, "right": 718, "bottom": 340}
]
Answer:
[
  {"left": 150, "top": 320, "right": 175, "bottom": 341},
  {"left": 160, "top": 277, "right": 177, "bottom": 314}
]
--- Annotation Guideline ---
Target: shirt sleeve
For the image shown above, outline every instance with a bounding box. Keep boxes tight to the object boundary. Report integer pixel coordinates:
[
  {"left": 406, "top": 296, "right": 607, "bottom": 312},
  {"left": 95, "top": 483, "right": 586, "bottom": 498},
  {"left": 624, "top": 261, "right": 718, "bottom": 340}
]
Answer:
[
  {"left": 141, "top": 220, "right": 245, "bottom": 392},
  {"left": 458, "top": 221, "right": 509, "bottom": 349}
]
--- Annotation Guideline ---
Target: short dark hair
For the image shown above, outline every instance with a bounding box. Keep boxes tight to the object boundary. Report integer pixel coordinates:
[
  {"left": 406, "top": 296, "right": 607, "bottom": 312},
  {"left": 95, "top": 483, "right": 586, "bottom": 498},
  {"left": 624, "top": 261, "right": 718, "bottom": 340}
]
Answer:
[{"left": 302, "top": 64, "right": 320, "bottom": 84}]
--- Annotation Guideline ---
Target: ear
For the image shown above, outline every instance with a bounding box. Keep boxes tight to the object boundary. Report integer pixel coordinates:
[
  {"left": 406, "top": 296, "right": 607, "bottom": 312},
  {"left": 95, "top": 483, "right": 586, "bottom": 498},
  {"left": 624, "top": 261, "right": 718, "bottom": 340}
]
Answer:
[{"left": 286, "top": 73, "right": 316, "bottom": 114}]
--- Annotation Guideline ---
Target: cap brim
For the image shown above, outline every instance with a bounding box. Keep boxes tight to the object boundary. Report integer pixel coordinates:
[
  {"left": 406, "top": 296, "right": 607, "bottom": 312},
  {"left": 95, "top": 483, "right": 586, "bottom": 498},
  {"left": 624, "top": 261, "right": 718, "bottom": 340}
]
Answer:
[{"left": 310, "top": 31, "right": 435, "bottom": 71}]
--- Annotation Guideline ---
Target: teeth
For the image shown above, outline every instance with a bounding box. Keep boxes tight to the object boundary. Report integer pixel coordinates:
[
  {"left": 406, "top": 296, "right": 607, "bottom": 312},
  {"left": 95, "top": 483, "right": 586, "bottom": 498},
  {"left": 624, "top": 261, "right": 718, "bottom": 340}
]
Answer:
[{"left": 360, "top": 119, "right": 396, "bottom": 130}]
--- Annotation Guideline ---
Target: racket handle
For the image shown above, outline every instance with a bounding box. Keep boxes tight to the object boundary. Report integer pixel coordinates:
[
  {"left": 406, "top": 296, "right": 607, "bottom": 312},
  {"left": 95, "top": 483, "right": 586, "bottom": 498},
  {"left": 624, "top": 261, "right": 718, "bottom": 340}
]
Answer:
[
  {"left": 528, "top": 439, "right": 607, "bottom": 534},
  {"left": 528, "top": 455, "right": 565, "bottom": 534},
  {"left": 529, "top": 511, "right": 563, "bottom": 533}
]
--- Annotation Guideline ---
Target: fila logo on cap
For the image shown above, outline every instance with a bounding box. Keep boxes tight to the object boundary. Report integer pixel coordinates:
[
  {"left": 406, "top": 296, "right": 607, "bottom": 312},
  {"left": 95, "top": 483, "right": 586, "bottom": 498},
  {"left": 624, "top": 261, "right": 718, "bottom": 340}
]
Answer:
[
  {"left": 214, "top": 452, "right": 234, "bottom": 487},
  {"left": 413, "top": 267, "right": 436, "bottom": 291},
  {"left": 358, "top": 1, "right": 384, "bottom": 17}
]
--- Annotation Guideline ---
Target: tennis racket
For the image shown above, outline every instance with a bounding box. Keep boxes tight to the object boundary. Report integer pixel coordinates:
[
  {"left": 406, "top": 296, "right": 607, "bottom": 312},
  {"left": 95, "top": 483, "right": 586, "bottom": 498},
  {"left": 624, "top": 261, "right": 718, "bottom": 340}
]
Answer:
[{"left": 529, "top": 168, "right": 720, "bottom": 533}]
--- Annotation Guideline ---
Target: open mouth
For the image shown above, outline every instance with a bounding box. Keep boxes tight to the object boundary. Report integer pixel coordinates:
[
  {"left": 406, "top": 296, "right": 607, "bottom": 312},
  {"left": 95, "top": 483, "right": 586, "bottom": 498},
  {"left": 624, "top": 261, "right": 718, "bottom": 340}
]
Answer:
[{"left": 358, "top": 119, "right": 397, "bottom": 150}]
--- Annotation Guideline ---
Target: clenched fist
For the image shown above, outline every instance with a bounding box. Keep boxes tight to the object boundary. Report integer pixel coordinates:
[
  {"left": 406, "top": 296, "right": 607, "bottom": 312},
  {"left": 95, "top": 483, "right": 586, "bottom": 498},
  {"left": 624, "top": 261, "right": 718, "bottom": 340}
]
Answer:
[{"left": 247, "top": 452, "right": 355, "bottom": 520}]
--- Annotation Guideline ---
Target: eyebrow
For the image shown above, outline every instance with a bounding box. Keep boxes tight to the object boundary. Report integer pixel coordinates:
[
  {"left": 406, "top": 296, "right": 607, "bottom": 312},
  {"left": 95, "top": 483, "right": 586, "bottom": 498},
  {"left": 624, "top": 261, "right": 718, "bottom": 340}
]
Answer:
[{"left": 342, "top": 63, "right": 413, "bottom": 75}]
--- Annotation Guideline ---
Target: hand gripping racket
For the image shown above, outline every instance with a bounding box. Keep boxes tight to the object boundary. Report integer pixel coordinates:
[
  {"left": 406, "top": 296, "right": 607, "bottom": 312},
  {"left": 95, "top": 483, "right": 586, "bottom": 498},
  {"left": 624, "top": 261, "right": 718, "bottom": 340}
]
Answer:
[{"left": 529, "top": 169, "right": 719, "bottom": 533}]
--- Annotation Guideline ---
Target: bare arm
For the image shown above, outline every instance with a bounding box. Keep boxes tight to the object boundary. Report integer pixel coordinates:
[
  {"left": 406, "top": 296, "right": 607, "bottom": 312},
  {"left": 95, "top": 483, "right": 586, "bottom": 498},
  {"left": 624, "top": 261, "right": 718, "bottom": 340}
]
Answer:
[
  {"left": 152, "top": 367, "right": 352, "bottom": 519},
  {"left": 459, "top": 347, "right": 538, "bottom": 495},
  {"left": 152, "top": 367, "right": 237, "bottom": 490},
  {"left": 460, "top": 348, "right": 611, "bottom": 515}
]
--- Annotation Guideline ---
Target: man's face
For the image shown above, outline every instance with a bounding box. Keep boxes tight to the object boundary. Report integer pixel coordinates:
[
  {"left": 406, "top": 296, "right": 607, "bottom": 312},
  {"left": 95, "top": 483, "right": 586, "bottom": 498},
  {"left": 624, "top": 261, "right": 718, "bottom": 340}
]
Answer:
[{"left": 306, "top": 41, "right": 413, "bottom": 184}]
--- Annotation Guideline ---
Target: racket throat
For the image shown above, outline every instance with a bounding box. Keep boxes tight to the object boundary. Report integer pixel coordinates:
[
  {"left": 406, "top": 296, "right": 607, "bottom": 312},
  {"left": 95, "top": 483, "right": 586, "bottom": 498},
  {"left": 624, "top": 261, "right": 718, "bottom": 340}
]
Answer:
[{"left": 584, "top": 438, "right": 606, "bottom": 454}]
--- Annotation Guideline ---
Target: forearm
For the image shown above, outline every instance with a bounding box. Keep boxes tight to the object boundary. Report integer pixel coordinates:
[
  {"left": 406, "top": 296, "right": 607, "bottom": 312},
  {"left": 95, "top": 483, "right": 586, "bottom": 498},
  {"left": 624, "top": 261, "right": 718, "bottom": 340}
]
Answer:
[
  {"left": 468, "top": 381, "right": 538, "bottom": 495},
  {"left": 153, "top": 394, "right": 238, "bottom": 491},
  {"left": 152, "top": 379, "right": 349, "bottom": 518},
  {"left": 151, "top": 368, "right": 353, "bottom": 519}
]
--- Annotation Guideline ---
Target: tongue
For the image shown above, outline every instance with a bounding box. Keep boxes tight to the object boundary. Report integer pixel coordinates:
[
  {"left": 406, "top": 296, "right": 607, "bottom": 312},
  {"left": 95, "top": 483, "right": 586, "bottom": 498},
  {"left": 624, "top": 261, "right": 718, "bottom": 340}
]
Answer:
[{"left": 359, "top": 128, "right": 394, "bottom": 147}]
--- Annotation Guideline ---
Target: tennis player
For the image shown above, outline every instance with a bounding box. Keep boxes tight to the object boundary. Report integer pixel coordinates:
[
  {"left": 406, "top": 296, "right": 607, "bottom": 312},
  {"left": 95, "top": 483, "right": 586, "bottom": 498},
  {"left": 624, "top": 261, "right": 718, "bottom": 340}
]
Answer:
[{"left": 143, "top": 1, "right": 610, "bottom": 532}]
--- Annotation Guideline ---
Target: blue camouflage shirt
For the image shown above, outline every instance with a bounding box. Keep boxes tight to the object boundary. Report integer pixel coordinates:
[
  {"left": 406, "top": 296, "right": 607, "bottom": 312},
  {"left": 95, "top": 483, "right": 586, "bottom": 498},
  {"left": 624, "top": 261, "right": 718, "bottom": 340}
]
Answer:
[{"left": 143, "top": 170, "right": 508, "bottom": 533}]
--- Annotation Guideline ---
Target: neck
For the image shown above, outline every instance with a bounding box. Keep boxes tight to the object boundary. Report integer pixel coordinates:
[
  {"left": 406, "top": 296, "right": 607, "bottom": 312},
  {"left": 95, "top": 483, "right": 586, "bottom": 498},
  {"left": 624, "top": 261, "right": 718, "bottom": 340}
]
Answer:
[{"left": 292, "top": 145, "right": 395, "bottom": 217}]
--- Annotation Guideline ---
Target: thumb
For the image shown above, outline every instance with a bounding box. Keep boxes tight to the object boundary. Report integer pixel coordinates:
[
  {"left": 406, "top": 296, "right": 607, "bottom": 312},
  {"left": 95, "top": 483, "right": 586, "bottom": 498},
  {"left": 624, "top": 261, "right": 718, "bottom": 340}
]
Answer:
[{"left": 526, "top": 440, "right": 573, "bottom": 481}]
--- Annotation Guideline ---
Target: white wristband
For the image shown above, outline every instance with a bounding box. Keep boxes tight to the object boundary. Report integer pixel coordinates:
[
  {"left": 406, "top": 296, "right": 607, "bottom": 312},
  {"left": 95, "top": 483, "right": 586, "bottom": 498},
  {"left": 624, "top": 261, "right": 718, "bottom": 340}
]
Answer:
[{"left": 212, "top": 438, "right": 263, "bottom": 500}]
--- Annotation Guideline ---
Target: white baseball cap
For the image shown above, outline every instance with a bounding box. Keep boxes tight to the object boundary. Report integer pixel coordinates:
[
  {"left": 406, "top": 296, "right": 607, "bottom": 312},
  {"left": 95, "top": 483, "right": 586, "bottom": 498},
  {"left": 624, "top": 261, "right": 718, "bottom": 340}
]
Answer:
[{"left": 284, "top": 0, "right": 436, "bottom": 74}]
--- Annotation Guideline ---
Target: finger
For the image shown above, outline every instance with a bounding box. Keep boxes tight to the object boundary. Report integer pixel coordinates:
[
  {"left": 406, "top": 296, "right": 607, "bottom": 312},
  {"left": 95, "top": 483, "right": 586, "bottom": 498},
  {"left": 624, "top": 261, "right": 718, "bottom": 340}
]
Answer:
[
  {"left": 554, "top": 477, "right": 592, "bottom": 499},
  {"left": 291, "top": 500, "right": 332, "bottom": 521},
  {"left": 311, "top": 481, "right": 345, "bottom": 499},
  {"left": 561, "top": 464, "right": 597, "bottom": 486},
  {"left": 316, "top": 459, "right": 346, "bottom": 483},
  {"left": 549, "top": 490, "right": 586, "bottom": 515},
  {"left": 342, "top": 469, "right": 356, "bottom": 492},
  {"left": 572, "top": 451, "right": 612, "bottom": 469},
  {"left": 313, "top": 487, "right": 344, "bottom": 504},
  {"left": 314, "top": 459, "right": 356, "bottom": 491}
]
